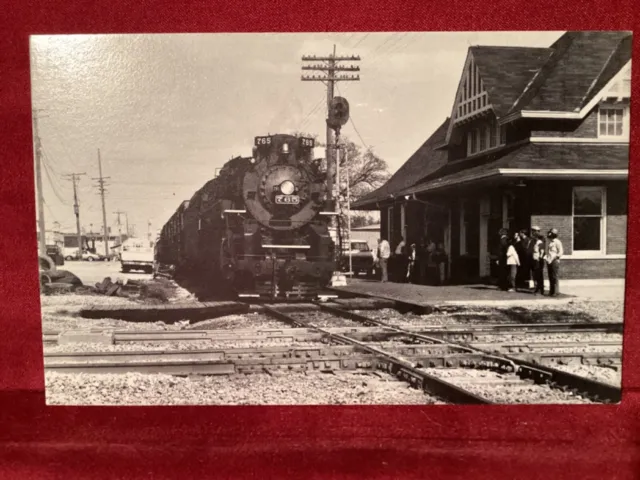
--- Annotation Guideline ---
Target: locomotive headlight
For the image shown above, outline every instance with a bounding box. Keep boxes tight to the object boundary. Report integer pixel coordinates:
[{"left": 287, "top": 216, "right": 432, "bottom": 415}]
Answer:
[
  {"left": 282, "top": 143, "right": 289, "bottom": 153},
  {"left": 280, "top": 180, "right": 295, "bottom": 195}
]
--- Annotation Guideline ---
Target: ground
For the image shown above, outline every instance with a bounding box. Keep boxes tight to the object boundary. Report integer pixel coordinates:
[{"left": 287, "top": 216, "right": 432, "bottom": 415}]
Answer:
[
  {"left": 335, "top": 278, "right": 625, "bottom": 306},
  {"left": 58, "top": 259, "right": 152, "bottom": 286}
]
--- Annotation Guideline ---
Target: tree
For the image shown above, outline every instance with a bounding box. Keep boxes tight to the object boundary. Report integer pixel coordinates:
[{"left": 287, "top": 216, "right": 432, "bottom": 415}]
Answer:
[
  {"left": 293, "top": 132, "right": 389, "bottom": 252},
  {"left": 292, "top": 131, "right": 390, "bottom": 206}
]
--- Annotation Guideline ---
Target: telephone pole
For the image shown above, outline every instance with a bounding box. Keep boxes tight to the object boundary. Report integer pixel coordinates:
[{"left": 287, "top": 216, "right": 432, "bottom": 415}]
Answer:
[
  {"left": 33, "top": 113, "right": 47, "bottom": 255},
  {"left": 92, "top": 149, "right": 111, "bottom": 257},
  {"left": 64, "top": 173, "right": 86, "bottom": 259},
  {"left": 301, "top": 46, "right": 360, "bottom": 208},
  {"left": 114, "top": 210, "right": 126, "bottom": 247}
]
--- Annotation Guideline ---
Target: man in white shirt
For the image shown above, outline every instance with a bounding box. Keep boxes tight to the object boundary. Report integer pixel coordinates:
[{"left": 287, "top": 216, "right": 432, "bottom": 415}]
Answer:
[
  {"left": 377, "top": 238, "right": 391, "bottom": 282},
  {"left": 545, "top": 228, "right": 564, "bottom": 296}
]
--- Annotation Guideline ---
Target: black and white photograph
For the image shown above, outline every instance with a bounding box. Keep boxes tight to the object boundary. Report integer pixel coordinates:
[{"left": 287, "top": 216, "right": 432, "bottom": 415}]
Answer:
[{"left": 33, "top": 31, "right": 630, "bottom": 405}]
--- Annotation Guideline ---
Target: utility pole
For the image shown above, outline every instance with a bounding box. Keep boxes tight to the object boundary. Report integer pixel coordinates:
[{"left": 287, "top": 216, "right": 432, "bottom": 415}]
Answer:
[
  {"left": 125, "top": 213, "right": 130, "bottom": 239},
  {"left": 301, "top": 46, "right": 360, "bottom": 209},
  {"left": 114, "top": 210, "right": 125, "bottom": 248},
  {"left": 64, "top": 173, "right": 87, "bottom": 259},
  {"left": 92, "top": 148, "right": 111, "bottom": 257},
  {"left": 33, "top": 113, "right": 47, "bottom": 255}
]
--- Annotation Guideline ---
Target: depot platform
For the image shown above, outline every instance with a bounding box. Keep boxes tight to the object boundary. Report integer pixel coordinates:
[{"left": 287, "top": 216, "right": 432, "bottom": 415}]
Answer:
[{"left": 330, "top": 278, "right": 625, "bottom": 311}]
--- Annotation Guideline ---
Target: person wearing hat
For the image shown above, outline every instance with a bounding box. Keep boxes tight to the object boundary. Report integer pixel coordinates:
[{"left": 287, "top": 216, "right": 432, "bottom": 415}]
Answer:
[
  {"left": 545, "top": 228, "right": 564, "bottom": 296},
  {"left": 530, "top": 226, "right": 545, "bottom": 295}
]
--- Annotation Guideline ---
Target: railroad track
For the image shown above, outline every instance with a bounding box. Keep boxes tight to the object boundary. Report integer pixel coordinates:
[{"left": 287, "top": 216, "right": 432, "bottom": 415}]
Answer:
[{"left": 44, "top": 302, "right": 623, "bottom": 404}]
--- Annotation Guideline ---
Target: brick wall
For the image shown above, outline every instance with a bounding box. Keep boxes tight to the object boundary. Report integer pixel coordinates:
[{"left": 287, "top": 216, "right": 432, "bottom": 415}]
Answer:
[
  {"left": 530, "top": 107, "right": 598, "bottom": 138},
  {"left": 556, "top": 258, "right": 626, "bottom": 279},
  {"left": 530, "top": 215, "right": 574, "bottom": 254},
  {"left": 607, "top": 216, "right": 627, "bottom": 254}
]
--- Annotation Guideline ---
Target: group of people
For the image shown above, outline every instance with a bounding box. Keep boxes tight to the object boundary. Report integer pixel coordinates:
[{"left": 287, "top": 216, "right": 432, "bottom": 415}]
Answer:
[
  {"left": 376, "top": 236, "right": 447, "bottom": 285},
  {"left": 498, "top": 226, "right": 564, "bottom": 296}
]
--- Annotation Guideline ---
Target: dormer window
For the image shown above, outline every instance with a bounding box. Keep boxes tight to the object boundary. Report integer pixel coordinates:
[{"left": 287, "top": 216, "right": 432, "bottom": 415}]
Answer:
[
  {"left": 598, "top": 105, "right": 628, "bottom": 139},
  {"left": 467, "top": 122, "right": 506, "bottom": 156}
]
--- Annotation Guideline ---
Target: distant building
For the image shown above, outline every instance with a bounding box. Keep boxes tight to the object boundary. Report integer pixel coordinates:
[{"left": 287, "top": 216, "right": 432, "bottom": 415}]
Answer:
[
  {"left": 353, "top": 31, "right": 630, "bottom": 283},
  {"left": 62, "top": 233, "right": 124, "bottom": 256}
]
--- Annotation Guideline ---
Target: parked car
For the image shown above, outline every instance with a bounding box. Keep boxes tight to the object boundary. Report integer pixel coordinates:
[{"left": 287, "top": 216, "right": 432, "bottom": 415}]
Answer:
[
  {"left": 339, "top": 240, "right": 377, "bottom": 277},
  {"left": 82, "top": 250, "right": 106, "bottom": 262},
  {"left": 63, "top": 247, "right": 80, "bottom": 261}
]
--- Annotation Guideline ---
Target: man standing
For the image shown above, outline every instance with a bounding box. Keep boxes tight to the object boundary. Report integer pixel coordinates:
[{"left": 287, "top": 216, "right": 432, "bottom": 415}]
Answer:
[
  {"left": 407, "top": 243, "right": 417, "bottom": 283},
  {"left": 517, "top": 229, "right": 533, "bottom": 290},
  {"left": 497, "top": 228, "right": 509, "bottom": 291},
  {"left": 377, "top": 237, "right": 391, "bottom": 283},
  {"left": 531, "top": 226, "right": 545, "bottom": 295},
  {"left": 393, "top": 236, "right": 407, "bottom": 282},
  {"left": 545, "top": 228, "right": 563, "bottom": 297}
]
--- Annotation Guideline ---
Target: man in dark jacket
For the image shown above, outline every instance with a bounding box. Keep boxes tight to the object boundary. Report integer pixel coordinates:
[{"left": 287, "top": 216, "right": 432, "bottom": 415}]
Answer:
[
  {"left": 497, "top": 228, "right": 509, "bottom": 291},
  {"left": 516, "top": 229, "right": 533, "bottom": 290}
]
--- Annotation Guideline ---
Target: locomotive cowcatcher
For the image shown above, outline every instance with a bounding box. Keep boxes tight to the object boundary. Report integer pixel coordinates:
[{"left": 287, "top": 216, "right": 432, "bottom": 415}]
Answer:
[{"left": 155, "top": 133, "right": 337, "bottom": 298}]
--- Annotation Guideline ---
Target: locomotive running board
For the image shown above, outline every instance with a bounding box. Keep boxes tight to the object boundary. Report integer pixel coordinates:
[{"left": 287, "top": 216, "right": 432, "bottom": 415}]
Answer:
[
  {"left": 319, "top": 212, "right": 340, "bottom": 215},
  {"left": 261, "top": 245, "right": 310, "bottom": 249}
]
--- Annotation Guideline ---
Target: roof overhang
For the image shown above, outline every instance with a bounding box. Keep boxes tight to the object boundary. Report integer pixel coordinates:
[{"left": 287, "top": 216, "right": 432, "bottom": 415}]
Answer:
[{"left": 402, "top": 168, "right": 628, "bottom": 196}]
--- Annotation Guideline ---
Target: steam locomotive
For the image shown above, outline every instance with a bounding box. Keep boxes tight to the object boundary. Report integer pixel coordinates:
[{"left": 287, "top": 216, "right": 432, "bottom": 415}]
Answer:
[{"left": 155, "top": 133, "right": 337, "bottom": 298}]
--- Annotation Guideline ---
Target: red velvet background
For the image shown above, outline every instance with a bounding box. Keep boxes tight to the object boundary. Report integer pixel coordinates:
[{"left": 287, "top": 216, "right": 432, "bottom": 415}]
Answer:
[{"left": 1, "top": 1, "right": 639, "bottom": 478}]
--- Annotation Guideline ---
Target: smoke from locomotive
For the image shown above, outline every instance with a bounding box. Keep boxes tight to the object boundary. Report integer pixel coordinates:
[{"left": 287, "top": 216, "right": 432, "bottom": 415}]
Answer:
[{"left": 155, "top": 133, "right": 336, "bottom": 298}]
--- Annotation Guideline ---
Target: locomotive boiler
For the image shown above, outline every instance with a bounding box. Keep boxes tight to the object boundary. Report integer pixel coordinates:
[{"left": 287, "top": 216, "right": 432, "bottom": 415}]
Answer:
[{"left": 156, "top": 133, "right": 336, "bottom": 298}]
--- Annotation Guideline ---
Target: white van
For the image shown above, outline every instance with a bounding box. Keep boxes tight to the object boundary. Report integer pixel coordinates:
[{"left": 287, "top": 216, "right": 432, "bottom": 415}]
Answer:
[{"left": 120, "top": 237, "right": 154, "bottom": 273}]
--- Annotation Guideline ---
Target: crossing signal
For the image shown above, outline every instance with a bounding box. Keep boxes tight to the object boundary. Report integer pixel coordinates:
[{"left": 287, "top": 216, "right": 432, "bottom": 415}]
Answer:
[{"left": 327, "top": 96, "right": 350, "bottom": 130}]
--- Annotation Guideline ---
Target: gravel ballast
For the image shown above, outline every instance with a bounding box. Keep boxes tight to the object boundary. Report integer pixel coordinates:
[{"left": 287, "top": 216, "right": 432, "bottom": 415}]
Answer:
[
  {"left": 551, "top": 364, "right": 621, "bottom": 387},
  {"left": 45, "top": 371, "right": 442, "bottom": 405},
  {"left": 187, "top": 313, "right": 286, "bottom": 330},
  {"left": 356, "top": 300, "right": 625, "bottom": 327},
  {"left": 420, "top": 368, "right": 594, "bottom": 404},
  {"left": 292, "top": 311, "right": 363, "bottom": 328}
]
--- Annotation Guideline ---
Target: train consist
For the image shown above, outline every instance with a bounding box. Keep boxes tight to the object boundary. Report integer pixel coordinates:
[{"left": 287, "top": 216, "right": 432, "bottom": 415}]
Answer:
[{"left": 155, "top": 133, "right": 337, "bottom": 298}]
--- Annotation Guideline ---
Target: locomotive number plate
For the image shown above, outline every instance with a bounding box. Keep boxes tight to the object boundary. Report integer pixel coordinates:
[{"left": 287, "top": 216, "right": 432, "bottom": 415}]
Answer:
[{"left": 275, "top": 195, "right": 300, "bottom": 205}]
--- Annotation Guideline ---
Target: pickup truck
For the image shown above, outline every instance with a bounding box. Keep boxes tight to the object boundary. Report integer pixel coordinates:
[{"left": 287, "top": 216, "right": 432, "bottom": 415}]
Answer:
[
  {"left": 120, "top": 238, "right": 154, "bottom": 274},
  {"left": 339, "top": 240, "right": 377, "bottom": 277}
]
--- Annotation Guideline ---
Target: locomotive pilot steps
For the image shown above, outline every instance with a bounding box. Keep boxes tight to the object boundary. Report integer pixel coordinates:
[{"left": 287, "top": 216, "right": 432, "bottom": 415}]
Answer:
[{"left": 156, "top": 133, "right": 338, "bottom": 299}]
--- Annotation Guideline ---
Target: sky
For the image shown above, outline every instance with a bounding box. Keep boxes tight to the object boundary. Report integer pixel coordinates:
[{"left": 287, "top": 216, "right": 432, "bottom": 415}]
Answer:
[{"left": 30, "top": 31, "right": 564, "bottom": 237}]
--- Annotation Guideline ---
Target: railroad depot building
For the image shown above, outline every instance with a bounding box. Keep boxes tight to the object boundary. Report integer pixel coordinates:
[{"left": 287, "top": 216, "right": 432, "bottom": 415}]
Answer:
[{"left": 353, "top": 31, "right": 631, "bottom": 284}]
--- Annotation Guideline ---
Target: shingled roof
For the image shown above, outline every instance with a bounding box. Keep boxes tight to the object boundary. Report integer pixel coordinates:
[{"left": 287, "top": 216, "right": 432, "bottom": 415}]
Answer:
[
  {"left": 471, "top": 46, "right": 552, "bottom": 118},
  {"left": 352, "top": 118, "right": 450, "bottom": 209},
  {"left": 400, "top": 143, "right": 630, "bottom": 195},
  {"left": 509, "top": 31, "right": 632, "bottom": 113}
]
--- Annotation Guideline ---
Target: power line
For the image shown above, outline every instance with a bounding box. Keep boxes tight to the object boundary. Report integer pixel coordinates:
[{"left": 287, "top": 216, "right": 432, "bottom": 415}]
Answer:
[
  {"left": 349, "top": 116, "right": 370, "bottom": 151},
  {"left": 352, "top": 33, "right": 370, "bottom": 49},
  {"left": 41, "top": 156, "right": 70, "bottom": 206},
  {"left": 335, "top": 83, "right": 370, "bottom": 151},
  {"left": 297, "top": 96, "right": 326, "bottom": 132}
]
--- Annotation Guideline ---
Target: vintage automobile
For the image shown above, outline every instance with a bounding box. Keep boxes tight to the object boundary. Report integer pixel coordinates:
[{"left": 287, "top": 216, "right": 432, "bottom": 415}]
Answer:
[{"left": 339, "top": 240, "right": 377, "bottom": 277}]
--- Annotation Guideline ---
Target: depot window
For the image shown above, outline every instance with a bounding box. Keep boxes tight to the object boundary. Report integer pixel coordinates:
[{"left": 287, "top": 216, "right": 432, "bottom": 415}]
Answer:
[
  {"left": 572, "top": 186, "right": 606, "bottom": 254},
  {"left": 598, "top": 106, "right": 626, "bottom": 138}
]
